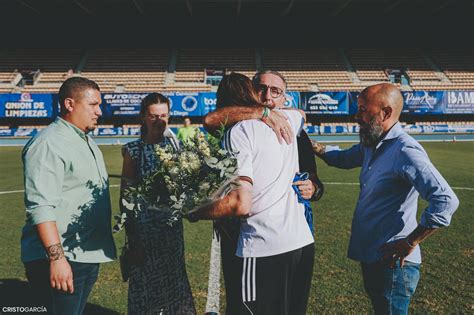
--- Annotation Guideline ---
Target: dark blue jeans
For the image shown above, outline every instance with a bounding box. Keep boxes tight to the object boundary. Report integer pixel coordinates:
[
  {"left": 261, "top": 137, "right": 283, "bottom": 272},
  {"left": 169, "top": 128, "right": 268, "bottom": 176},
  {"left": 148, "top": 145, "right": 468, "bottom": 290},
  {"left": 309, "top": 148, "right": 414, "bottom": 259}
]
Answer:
[
  {"left": 361, "top": 260, "right": 420, "bottom": 315},
  {"left": 25, "top": 259, "right": 99, "bottom": 315}
]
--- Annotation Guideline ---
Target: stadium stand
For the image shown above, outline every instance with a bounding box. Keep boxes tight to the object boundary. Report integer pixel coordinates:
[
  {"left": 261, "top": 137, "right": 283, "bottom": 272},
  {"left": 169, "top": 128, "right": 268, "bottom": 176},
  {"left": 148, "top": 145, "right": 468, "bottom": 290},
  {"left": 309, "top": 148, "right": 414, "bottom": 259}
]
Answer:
[
  {"left": 0, "top": 49, "right": 82, "bottom": 93},
  {"left": 0, "top": 49, "right": 82, "bottom": 72},
  {"left": 175, "top": 48, "right": 256, "bottom": 84},
  {"left": 345, "top": 48, "right": 441, "bottom": 90},
  {"left": 80, "top": 49, "right": 170, "bottom": 92},
  {"left": 261, "top": 48, "right": 350, "bottom": 91},
  {"left": 0, "top": 48, "right": 472, "bottom": 93},
  {"left": 422, "top": 49, "right": 474, "bottom": 90},
  {"left": 0, "top": 72, "right": 17, "bottom": 83}
]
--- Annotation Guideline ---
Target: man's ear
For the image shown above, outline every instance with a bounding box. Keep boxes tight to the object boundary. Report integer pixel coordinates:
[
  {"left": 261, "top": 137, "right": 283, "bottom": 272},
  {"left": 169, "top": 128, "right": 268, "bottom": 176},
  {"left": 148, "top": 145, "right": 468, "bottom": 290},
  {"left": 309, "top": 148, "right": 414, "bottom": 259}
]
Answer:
[
  {"left": 63, "top": 98, "right": 74, "bottom": 113},
  {"left": 382, "top": 106, "right": 393, "bottom": 121}
]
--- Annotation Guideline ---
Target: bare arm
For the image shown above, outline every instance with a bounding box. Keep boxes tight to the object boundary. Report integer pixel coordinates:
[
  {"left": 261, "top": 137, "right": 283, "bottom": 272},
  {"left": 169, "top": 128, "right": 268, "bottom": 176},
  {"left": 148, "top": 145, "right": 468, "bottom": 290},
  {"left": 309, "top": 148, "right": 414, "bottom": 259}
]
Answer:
[
  {"left": 120, "top": 151, "right": 141, "bottom": 241},
  {"left": 203, "top": 106, "right": 265, "bottom": 135},
  {"left": 119, "top": 151, "right": 146, "bottom": 265},
  {"left": 187, "top": 179, "right": 253, "bottom": 220},
  {"left": 204, "top": 106, "right": 294, "bottom": 144},
  {"left": 407, "top": 225, "right": 438, "bottom": 247},
  {"left": 120, "top": 151, "right": 138, "bottom": 192},
  {"left": 36, "top": 222, "right": 74, "bottom": 293},
  {"left": 380, "top": 225, "right": 438, "bottom": 267}
]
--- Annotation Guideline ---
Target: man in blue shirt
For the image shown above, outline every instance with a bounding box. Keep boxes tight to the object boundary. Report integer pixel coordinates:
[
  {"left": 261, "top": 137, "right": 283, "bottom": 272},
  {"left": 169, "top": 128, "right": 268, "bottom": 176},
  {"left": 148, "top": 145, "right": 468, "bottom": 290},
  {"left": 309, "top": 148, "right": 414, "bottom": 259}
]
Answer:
[{"left": 312, "top": 83, "right": 459, "bottom": 314}]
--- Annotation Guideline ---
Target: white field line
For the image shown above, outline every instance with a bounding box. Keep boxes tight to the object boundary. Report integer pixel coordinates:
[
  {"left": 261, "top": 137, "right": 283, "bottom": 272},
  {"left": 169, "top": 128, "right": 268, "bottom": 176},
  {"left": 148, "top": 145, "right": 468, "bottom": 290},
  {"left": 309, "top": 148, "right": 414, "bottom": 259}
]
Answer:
[
  {"left": 0, "top": 184, "right": 121, "bottom": 195},
  {"left": 0, "top": 189, "right": 24, "bottom": 195},
  {"left": 1, "top": 183, "right": 472, "bottom": 195},
  {"left": 325, "top": 182, "right": 474, "bottom": 191},
  {"left": 205, "top": 234, "right": 221, "bottom": 313},
  {"left": 312, "top": 139, "right": 474, "bottom": 143}
]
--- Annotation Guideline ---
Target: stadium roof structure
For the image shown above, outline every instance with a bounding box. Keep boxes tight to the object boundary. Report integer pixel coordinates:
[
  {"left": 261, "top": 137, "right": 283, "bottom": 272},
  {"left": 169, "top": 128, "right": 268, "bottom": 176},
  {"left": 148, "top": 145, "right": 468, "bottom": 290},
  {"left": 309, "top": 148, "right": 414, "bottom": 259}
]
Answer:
[
  {"left": 0, "top": 0, "right": 469, "bottom": 17},
  {"left": 0, "top": 0, "right": 471, "bottom": 46}
]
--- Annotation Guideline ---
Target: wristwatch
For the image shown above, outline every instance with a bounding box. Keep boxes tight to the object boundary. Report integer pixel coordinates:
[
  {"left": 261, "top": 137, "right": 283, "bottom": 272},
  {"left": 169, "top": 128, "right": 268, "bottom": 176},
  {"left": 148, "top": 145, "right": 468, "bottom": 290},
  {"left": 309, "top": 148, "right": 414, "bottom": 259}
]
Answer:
[{"left": 311, "top": 179, "right": 324, "bottom": 201}]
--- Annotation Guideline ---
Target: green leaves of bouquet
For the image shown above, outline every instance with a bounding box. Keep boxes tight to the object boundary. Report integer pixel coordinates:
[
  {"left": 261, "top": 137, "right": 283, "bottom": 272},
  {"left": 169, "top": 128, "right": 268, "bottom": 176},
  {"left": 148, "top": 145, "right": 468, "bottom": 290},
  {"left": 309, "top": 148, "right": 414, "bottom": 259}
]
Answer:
[{"left": 113, "top": 128, "right": 238, "bottom": 231}]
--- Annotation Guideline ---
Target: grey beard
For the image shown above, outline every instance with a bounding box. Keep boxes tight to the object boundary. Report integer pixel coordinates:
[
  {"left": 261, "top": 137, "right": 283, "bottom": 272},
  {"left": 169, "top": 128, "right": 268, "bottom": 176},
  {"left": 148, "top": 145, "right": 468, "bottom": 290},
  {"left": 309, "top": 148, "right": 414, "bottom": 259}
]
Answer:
[{"left": 359, "top": 118, "right": 383, "bottom": 147}]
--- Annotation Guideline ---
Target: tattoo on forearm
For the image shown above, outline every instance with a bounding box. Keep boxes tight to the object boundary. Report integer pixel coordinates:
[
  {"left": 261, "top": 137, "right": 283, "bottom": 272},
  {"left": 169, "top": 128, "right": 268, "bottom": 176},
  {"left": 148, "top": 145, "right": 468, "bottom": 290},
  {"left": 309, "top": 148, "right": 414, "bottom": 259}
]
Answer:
[{"left": 47, "top": 243, "right": 65, "bottom": 261}]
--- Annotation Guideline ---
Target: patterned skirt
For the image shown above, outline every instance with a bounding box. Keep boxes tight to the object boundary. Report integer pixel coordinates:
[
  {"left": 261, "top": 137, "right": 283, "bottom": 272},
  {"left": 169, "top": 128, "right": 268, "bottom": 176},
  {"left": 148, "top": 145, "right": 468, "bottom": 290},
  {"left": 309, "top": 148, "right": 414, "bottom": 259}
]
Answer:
[{"left": 128, "top": 210, "right": 196, "bottom": 315}]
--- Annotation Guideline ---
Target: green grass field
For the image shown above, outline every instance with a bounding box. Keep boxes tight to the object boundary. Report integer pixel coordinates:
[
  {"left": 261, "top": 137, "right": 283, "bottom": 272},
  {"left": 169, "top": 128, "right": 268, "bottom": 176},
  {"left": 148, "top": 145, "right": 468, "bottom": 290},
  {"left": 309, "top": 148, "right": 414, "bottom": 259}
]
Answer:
[{"left": 0, "top": 142, "right": 472, "bottom": 314}]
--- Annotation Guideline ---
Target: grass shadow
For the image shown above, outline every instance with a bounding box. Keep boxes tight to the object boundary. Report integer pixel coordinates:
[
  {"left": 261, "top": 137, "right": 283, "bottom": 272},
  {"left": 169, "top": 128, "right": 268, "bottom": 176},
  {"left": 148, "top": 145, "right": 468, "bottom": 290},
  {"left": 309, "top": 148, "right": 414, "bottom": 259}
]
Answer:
[
  {"left": 84, "top": 303, "right": 121, "bottom": 315},
  {"left": 0, "top": 279, "right": 31, "bottom": 306},
  {"left": 0, "top": 279, "right": 119, "bottom": 314}
]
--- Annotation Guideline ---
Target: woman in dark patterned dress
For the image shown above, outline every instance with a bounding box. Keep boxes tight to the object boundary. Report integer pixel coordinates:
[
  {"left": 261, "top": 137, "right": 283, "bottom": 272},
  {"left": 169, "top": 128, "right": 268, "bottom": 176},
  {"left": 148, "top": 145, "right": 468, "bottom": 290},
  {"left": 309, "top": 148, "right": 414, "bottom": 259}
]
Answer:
[{"left": 120, "top": 93, "right": 196, "bottom": 315}]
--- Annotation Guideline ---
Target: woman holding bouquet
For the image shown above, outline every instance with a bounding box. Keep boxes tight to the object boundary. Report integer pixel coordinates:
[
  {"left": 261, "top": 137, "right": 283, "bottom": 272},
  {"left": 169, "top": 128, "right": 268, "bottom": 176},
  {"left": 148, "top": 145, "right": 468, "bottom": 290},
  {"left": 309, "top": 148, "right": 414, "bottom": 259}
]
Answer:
[{"left": 120, "top": 93, "right": 196, "bottom": 314}]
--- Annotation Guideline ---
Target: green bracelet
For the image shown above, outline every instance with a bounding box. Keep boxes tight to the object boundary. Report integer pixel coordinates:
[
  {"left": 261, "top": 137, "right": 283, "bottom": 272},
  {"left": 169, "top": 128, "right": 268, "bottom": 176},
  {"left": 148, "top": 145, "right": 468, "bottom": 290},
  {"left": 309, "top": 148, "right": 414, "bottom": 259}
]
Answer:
[{"left": 262, "top": 107, "right": 270, "bottom": 120}]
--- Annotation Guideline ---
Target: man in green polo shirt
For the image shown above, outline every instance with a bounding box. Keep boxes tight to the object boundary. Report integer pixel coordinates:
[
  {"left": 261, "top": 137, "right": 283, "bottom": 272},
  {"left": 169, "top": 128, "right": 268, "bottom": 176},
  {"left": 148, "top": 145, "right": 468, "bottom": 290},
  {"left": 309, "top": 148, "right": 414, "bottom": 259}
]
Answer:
[
  {"left": 176, "top": 117, "right": 197, "bottom": 143},
  {"left": 21, "top": 77, "right": 116, "bottom": 314}
]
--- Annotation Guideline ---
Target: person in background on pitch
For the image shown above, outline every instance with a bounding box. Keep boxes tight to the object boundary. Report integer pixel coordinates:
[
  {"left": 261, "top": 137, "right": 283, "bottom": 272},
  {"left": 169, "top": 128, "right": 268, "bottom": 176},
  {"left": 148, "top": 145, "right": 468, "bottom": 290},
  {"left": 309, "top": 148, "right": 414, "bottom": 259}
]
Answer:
[
  {"left": 21, "top": 77, "right": 116, "bottom": 314},
  {"left": 312, "top": 83, "right": 459, "bottom": 315},
  {"left": 177, "top": 117, "right": 197, "bottom": 143}
]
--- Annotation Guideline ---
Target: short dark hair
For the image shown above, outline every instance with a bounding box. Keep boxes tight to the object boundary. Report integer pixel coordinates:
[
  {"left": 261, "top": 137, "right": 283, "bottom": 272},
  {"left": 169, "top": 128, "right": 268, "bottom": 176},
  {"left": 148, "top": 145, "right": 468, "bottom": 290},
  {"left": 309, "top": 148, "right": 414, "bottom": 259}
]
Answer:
[
  {"left": 58, "top": 77, "right": 100, "bottom": 115},
  {"left": 252, "top": 70, "right": 288, "bottom": 91},
  {"left": 216, "top": 72, "right": 260, "bottom": 110}
]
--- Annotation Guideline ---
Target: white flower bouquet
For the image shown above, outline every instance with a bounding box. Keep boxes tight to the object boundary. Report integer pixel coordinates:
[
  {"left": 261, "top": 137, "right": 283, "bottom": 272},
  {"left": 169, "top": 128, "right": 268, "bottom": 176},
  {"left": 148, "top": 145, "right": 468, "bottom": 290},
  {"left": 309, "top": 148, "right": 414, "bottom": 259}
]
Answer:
[{"left": 113, "top": 130, "right": 238, "bottom": 230}]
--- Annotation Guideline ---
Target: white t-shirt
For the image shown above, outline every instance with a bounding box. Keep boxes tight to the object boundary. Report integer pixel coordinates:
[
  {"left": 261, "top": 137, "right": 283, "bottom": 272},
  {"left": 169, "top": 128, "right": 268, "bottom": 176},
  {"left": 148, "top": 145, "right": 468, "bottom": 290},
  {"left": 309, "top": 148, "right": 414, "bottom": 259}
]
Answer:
[{"left": 224, "top": 110, "right": 314, "bottom": 258}]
